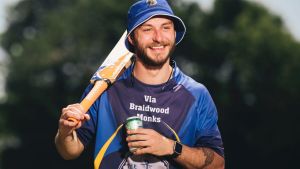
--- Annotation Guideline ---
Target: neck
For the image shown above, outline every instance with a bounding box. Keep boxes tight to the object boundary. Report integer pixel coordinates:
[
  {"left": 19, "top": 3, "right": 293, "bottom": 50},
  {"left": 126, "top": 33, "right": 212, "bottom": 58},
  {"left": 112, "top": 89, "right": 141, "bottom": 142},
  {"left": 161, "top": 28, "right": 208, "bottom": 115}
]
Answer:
[{"left": 133, "top": 59, "right": 173, "bottom": 85}]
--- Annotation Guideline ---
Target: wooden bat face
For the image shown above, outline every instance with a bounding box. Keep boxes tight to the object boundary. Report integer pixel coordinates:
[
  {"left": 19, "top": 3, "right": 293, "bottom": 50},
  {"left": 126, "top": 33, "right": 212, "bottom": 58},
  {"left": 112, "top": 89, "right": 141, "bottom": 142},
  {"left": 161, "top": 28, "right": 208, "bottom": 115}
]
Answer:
[{"left": 90, "top": 31, "right": 134, "bottom": 84}]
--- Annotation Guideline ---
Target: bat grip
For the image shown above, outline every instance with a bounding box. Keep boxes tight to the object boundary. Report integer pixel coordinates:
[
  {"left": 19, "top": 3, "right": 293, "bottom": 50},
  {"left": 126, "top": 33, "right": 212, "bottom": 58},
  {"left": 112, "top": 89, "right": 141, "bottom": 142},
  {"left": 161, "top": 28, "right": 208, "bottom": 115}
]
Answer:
[{"left": 67, "top": 80, "right": 109, "bottom": 124}]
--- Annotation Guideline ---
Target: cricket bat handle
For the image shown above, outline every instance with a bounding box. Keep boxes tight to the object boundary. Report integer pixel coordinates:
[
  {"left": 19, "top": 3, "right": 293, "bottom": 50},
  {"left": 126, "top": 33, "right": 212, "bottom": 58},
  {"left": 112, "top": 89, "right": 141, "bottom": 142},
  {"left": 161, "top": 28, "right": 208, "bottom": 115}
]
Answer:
[{"left": 67, "top": 80, "right": 108, "bottom": 123}]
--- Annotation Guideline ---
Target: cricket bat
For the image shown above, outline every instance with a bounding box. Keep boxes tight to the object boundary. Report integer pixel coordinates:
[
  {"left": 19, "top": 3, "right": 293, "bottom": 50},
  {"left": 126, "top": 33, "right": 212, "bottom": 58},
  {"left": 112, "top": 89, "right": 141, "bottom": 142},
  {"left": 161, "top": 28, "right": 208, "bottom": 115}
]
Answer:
[{"left": 68, "top": 31, "right": 133, "bottom": 123}]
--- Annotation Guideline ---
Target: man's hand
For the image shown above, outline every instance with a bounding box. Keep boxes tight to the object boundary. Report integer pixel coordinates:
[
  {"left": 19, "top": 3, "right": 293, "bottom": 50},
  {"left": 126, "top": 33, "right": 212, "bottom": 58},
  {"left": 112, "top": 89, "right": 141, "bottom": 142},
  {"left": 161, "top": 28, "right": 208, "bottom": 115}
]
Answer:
[
  {"left": 126, "top": 128, "right": 225, "bottom": 169},
  {"left": 58, "top": 103, "right": 90, "bottom": 138},
  {"left": 126, "top": 128, "right": 174, "bottom": 156},
  {"left": 55, "top": 103, "right": 90, "bottom": 160}
]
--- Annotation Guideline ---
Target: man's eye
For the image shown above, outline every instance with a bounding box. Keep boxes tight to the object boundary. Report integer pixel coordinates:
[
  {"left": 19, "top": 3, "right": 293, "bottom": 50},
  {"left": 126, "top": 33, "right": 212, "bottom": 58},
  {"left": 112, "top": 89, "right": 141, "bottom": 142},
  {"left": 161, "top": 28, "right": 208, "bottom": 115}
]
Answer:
[
  {"left": 163, "top": 26, "right": 171, "bottom": 30},
  {"left": 143, "top": 28, "right": 152, "bottom": 32}
]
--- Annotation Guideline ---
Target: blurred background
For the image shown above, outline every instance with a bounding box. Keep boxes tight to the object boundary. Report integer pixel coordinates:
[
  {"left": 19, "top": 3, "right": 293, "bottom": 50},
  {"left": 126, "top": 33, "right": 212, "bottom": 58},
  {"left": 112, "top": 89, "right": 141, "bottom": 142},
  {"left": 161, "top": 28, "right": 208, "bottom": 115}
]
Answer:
[{"left": 0, "top": 0, "right": 299, "bottom": 168}]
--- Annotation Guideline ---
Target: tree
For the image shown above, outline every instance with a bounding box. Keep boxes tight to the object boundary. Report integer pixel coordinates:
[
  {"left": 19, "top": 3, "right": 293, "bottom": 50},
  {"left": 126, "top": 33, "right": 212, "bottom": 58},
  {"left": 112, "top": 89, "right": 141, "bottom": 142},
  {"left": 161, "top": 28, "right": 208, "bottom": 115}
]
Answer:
[{"left": 0, "top": 0, "right": 130, "bottom": 168}]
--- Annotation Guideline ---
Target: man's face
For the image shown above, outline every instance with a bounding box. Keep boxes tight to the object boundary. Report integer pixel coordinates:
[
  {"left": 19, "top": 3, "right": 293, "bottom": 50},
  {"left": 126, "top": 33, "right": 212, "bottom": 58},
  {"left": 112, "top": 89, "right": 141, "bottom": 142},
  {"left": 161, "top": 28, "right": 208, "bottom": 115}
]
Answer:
[{"left": 129, "top": 16, "right": 176, "bottom": 68}]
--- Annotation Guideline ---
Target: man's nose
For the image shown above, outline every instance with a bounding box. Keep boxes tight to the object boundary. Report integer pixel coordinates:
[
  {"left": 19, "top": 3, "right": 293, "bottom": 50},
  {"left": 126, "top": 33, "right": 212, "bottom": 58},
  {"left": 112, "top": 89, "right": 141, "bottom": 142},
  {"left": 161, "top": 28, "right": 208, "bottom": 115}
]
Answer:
[{"left": 152, "top": 29, "right": 163, "bottom": 43}]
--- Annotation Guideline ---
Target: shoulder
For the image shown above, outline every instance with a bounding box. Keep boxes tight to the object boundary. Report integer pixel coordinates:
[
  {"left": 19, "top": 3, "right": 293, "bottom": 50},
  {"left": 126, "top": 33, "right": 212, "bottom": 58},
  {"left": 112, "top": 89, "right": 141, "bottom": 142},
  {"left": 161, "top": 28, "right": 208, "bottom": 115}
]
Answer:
[{"left": 173, "top": 66, "right": 210, "bottom": 100}]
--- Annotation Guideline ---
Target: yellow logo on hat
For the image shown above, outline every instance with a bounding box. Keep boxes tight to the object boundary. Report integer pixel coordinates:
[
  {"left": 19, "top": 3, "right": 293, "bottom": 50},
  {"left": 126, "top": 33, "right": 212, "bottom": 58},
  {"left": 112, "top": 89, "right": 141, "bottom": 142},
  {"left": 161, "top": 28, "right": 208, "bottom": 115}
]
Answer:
[{"left": 147, "top": 0, "right": 157, "bottom": 6}]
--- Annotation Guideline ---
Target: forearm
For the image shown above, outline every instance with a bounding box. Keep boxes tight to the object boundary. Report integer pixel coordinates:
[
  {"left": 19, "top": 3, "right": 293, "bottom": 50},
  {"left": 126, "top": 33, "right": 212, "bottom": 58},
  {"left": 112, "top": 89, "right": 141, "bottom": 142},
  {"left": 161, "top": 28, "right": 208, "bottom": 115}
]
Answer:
[
  {"left": 174, "top": 145, "right": 224, "bottom": 169},
  {"left": 55, "top": 130, "right": 84, "bottom": 160}
]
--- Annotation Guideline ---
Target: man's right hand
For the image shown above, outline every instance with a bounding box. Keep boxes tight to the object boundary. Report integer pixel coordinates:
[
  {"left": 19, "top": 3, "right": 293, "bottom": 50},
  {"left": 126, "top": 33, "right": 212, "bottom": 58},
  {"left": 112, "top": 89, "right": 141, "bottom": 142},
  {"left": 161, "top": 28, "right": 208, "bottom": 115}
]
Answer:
[
  {"left": 58, "top": 103, "right": 90, "bottom": 137},
  {"left": 55, "top": 103, "right": 90, "bottom": 160}
]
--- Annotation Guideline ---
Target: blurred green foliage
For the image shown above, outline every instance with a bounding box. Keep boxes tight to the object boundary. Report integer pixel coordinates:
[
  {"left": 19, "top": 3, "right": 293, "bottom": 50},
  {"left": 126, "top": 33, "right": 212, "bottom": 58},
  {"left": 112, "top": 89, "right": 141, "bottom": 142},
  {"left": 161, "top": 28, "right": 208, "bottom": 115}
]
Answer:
[{"left": 0, "top": 0, "right": 299, "bottom": 168}]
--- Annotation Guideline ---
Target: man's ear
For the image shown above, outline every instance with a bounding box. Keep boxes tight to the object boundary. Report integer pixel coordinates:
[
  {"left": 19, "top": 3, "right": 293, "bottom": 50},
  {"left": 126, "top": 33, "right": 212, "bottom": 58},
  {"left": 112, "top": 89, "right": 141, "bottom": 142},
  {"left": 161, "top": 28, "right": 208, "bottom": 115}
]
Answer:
[{"left": 128, "top": 33, "right": 134, "bottom": 46}]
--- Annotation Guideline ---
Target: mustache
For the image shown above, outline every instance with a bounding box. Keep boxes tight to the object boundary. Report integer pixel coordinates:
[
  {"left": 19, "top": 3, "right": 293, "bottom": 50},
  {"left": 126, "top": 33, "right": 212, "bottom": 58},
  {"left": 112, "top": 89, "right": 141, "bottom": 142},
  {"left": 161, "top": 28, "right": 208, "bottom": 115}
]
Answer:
[{"left": 147, "top": 42, "right": 170, "bottom": 47}]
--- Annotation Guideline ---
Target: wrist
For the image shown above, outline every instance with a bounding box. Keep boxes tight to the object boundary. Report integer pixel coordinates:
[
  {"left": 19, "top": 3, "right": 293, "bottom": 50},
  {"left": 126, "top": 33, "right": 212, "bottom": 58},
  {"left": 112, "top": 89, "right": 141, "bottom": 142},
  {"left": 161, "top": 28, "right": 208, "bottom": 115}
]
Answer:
[
  {"left": 170, "top": 141, "right": 183, "bottom": 158},
  {"left": 57, "top": 129, "right": 76, "bottom": 142},
  {"left": 168, "top": 139, "right": 176, "bottom": 156},
  {"left": 162, "top": 136, "right": 175, "bottom": 156}
]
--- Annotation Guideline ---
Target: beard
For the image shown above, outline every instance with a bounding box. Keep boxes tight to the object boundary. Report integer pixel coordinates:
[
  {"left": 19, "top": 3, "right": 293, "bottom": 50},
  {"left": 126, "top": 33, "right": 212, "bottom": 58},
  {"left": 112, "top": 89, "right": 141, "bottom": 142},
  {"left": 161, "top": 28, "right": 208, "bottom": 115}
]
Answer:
[{"left": 133, "top": 40, "right": 175, "bottom": 68}]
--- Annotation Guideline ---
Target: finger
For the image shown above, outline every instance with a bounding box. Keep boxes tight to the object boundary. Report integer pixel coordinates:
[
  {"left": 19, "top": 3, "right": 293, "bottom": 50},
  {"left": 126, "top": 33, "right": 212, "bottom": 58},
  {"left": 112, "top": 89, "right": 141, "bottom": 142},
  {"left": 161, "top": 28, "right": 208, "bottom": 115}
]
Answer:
[
  {"left": 60, "top": 118, "right": 77, "bottom": 127},
  {"left": 75, "top": 120, "right": 83, "bottom": 129},
  {"left": 126, "top": 134, "right": 150, "bottom": 142},
  {"left": 63, "top": 104, "right": 84, "bottom": 113},
  {"left": 134, "top": 147, "right": 151, "bottom": 155},
  {"left": 62, "top": 110, "right": 82, "bottom": 121},
  {"left": 128, "top": 140, "right": 149, "bottom": 148},
  {"left": 74, "top": 103, "right": 84, "bottom": 111},
  {"left": 66, "top": 106, "right": 85, "bottom": 120},
  {"left": 83, "top": 114, "right": 90, "bottom": 121},
  {"left": 62, "top": 105, "right": 85, "bottom": 119},
  {"left": 127, "top": 128, "right": 152, "bottom": 135}
]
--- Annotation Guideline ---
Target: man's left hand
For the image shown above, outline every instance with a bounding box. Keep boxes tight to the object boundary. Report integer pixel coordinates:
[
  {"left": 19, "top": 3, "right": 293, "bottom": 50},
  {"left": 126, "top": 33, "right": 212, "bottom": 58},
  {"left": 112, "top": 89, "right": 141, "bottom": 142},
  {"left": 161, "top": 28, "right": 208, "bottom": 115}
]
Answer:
[{"left": 126, "top": 128, "right": 174, "bottom": 156}]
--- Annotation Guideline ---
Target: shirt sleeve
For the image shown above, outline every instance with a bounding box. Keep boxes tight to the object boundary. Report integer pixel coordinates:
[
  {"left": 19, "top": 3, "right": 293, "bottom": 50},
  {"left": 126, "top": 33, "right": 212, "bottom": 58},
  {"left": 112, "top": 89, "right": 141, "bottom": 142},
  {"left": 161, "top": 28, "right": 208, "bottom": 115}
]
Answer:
[
  {"left": 195, "top": 88, "right": 224, "bottom": 157},
  {"left": 75, "top": 84, "right": 98, "bottom": 147}
]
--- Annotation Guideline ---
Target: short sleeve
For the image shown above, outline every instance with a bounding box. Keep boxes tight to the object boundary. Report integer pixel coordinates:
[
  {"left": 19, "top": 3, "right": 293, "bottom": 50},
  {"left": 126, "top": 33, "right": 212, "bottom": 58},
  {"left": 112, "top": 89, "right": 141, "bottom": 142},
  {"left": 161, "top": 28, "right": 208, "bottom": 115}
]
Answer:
[{"left": 195, "top": 88, "right": 224, "bottom": 157}]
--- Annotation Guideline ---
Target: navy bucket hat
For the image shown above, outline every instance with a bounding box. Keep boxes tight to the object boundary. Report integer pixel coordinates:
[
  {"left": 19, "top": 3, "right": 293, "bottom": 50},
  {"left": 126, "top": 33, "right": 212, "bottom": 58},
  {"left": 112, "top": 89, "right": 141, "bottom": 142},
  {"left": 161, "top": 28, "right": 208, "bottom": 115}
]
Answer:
[{"left": 125, "top": 0, "right": 186, "bottom": 52}]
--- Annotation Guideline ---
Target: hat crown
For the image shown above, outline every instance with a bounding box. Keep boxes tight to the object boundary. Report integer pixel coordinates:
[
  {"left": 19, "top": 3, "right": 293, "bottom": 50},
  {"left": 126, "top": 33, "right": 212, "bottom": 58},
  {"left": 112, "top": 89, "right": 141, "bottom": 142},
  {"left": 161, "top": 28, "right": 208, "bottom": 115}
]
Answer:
[
  {"left": 128, "top": 0, "right": 173, "bottom": 19},
  {"left": 146, "top": 0, "right": 157, "bottom": 6}
]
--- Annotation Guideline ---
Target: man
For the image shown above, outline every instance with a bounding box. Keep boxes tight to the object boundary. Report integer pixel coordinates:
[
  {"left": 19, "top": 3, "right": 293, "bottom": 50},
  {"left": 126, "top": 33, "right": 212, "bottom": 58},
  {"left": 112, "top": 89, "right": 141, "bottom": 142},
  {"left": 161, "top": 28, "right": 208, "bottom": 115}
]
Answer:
[{"left": 55, "top": 0, "right": 225, "bottom": 168}]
